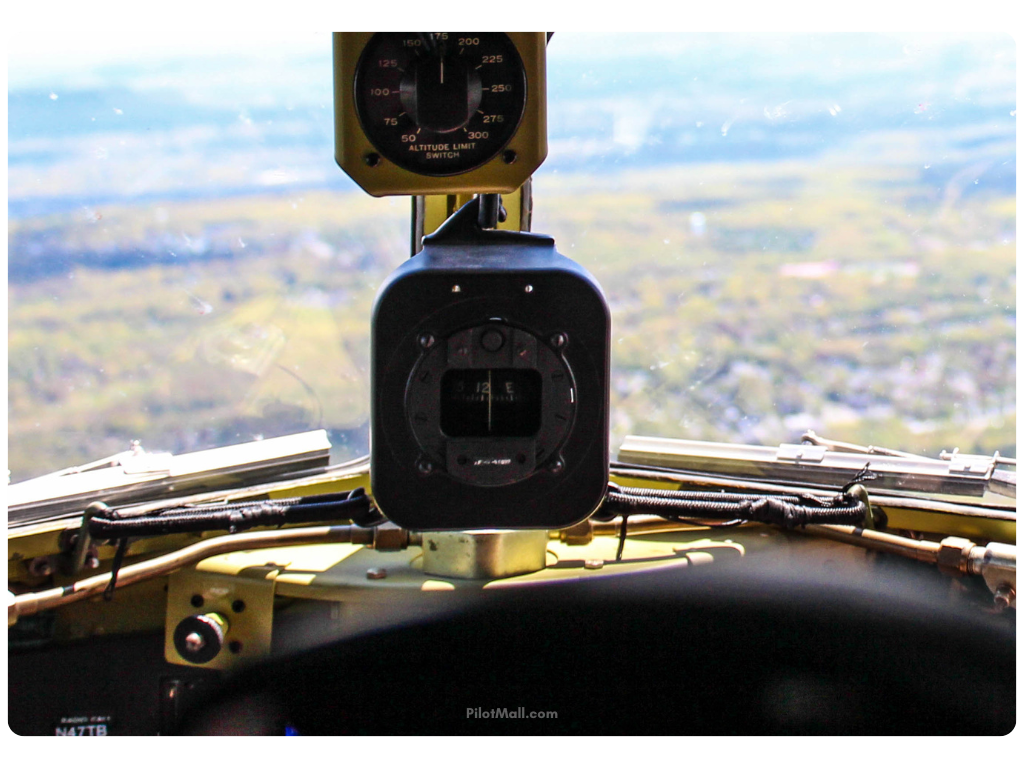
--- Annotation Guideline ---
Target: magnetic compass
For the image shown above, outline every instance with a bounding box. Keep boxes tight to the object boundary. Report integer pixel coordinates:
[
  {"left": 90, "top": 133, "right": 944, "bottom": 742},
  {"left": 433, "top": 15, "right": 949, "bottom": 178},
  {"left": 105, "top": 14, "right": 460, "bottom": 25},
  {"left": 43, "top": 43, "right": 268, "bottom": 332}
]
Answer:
[{"left": 370, "top": 199, "right": 610, "bottom": 530}]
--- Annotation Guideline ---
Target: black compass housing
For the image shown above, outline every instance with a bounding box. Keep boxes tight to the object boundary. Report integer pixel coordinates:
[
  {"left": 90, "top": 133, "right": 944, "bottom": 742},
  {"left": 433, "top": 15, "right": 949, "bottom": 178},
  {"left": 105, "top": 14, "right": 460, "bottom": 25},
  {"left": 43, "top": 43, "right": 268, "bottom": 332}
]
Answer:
[{"left": 371, "top": 200, "right": 610, "bottom": 530}]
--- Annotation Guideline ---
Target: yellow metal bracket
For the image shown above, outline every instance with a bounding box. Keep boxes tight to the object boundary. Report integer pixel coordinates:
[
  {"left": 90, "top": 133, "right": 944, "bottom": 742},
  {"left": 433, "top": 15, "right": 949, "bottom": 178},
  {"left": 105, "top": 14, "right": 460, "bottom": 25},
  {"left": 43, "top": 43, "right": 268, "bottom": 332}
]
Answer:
[
  {"left": 412, "top": 181, "right": 532, "bottom": 253},
  {"left": 164, "top": 564, "right": 276, "bottom": 670}
]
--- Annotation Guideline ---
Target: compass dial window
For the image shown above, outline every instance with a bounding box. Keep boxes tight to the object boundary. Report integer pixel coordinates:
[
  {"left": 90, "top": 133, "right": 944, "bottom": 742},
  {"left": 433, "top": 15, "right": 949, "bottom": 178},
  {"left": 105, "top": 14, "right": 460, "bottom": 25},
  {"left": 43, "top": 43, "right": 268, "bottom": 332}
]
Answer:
[{"left": 440, "top": 368, "right": 542, "bottom": 438}]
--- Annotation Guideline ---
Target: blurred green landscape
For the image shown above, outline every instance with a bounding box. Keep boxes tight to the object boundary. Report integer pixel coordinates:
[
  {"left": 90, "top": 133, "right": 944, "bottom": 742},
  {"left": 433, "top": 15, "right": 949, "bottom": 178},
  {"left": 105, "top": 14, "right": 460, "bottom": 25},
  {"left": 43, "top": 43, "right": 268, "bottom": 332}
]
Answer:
[{"left": 7, "top": 158, "right": 1015, "bottom": 481}]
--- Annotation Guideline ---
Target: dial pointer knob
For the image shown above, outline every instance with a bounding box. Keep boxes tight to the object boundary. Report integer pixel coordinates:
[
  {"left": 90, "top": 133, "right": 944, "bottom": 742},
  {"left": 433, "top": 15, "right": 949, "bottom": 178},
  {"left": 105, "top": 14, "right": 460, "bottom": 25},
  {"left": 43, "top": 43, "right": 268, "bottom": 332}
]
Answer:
[{"left": 400, "top": 54, "right": 482, "bottom": 133}]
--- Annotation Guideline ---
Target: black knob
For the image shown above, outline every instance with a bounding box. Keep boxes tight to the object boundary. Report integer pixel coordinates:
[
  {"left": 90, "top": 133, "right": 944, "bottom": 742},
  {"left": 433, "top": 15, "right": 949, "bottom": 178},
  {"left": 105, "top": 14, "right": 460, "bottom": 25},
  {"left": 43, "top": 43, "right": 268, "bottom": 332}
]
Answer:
[
  {"left": 173, "top": 613, "right": 228, "bottom": 664},
  {"left": 399, "top": 54, "right": 482, "bottom": 133},
  {"left": 481, "top": 329, "right": 505, "bottom": 352}
]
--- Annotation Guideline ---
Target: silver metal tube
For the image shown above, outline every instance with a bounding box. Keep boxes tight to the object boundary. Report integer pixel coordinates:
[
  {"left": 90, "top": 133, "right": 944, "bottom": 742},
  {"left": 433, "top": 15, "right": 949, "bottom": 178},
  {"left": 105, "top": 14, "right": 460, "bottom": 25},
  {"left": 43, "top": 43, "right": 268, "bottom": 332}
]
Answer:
[
  {"left": 9, "top": 524, "right": 364, "bottom": 625},
  {"left": 800, "top": 524, "right": 941, "bottom": 563}
]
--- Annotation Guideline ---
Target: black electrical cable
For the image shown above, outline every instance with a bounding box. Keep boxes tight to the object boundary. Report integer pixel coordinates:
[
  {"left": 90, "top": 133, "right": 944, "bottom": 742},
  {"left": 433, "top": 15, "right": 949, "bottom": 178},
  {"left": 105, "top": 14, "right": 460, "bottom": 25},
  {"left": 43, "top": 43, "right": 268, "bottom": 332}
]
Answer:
[
  {"left": 88, "top": 488, "right": 377, "bottom": 539},
  {"left": 82, "top": 467, "right": 866, "bottom": 544},
  {"left": 102, "top": 538, "right": 130, "bottom": 601},
  {"left": 600, "top": 483, "right": 867, "bottom": 529},
  {"left": 615, "top": 515, "right": 629, "bottom": 561}
]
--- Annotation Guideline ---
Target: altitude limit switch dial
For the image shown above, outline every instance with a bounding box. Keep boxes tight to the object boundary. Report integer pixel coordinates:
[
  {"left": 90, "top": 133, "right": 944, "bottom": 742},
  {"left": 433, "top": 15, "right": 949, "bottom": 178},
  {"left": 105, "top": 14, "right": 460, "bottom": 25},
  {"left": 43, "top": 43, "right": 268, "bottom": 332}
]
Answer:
[{"left": 334, "top": 33, "right": 548, "bottom": 196}]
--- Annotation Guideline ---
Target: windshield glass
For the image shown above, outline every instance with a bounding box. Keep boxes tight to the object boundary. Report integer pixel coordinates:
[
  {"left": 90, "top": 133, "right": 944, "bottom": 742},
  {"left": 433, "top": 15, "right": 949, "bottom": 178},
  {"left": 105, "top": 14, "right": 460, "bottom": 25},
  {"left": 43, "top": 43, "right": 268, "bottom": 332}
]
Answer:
[{"left": 7, "top": 32, "right": 1016, "bottom": 483}]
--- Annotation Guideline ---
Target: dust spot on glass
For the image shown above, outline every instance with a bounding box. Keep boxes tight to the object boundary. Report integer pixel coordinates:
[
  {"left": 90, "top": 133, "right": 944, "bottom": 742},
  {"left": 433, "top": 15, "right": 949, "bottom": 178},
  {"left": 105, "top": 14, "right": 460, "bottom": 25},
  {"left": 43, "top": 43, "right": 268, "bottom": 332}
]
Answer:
[
  {"left": 764, "top": 102, "right": 791, "bottom": 121},
  {"left": 185, "top": 290, "right": 214, "bottom": 316},
  {"left": 690, "top": 212, "right": 706, "bottom": 236}
]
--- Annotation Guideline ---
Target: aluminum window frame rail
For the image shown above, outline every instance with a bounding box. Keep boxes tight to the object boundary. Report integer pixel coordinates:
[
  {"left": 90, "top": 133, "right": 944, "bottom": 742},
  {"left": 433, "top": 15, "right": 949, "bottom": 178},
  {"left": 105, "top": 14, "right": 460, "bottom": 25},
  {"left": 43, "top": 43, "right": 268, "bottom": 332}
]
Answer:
[
  {"left": 7, "top": 431, "right": 333, "bottom": 526},
  {"left": 617, "top": 435, "right": 1014, "bottom": 500}
]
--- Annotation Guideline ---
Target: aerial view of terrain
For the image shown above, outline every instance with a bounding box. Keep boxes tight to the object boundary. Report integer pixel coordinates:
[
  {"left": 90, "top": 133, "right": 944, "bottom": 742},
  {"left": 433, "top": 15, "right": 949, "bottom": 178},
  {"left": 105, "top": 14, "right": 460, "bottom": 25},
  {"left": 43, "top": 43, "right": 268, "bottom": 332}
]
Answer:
[{"left": 7, "top": 32, "right": 1016, "bottom": 481}]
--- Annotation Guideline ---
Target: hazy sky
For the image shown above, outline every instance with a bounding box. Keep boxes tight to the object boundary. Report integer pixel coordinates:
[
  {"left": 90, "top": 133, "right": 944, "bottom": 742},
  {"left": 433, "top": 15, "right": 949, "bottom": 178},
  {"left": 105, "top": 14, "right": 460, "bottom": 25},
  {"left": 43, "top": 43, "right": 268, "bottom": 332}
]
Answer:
[
  {"left": 6, "top": 31, "right": 331, "bottom": 89},
  {"left": 8, "top": 30, "right": 1013, "bottom": 88}
]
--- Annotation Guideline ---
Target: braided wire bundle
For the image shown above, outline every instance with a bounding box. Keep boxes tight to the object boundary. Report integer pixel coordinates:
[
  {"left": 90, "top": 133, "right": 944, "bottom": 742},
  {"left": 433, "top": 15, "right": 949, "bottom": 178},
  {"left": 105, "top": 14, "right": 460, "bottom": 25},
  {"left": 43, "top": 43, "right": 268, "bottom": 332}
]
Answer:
[
  {"left": 602, "top": 484, "right": 867, "bottom": 529},
  {"left": 88, "top": 488, "right": 377, "bottom": 539}
]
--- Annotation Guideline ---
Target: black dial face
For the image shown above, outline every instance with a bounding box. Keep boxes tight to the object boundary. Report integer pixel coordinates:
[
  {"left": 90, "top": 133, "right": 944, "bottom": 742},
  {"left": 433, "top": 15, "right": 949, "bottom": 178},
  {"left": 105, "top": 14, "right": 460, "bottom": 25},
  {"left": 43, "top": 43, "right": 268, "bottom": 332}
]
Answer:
[
  {"left": 440, "top": 368, "right": 542, "bottom": 438},
  {"left": 354, "top": 33, "right": 527, "bottom": 176},
  {"left": 405, "top": 321, "right": 577, "bottom": 487}
]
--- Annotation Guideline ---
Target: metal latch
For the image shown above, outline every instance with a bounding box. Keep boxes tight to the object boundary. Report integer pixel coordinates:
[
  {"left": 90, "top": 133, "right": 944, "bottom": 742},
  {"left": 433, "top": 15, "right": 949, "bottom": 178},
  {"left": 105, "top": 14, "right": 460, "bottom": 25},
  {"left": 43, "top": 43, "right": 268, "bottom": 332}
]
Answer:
[
  {"left": 942, "top": 450, "right": 994, "bottom": 478},
  {"left": 776, "top": 444, "right": 827, "bottom": 463},
  {"left": 120, "top": 452, "right": 173, "bottom": 475}
]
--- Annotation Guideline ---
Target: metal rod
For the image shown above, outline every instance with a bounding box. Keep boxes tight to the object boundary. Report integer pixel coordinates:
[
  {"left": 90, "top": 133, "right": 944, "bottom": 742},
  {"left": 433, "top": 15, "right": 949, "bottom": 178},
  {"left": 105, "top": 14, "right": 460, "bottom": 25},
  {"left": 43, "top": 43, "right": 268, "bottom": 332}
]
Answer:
[
  {"left": 477, "top": 193, "right": 501, "bottom": 229},
  {"left": 799, "top": 524, "right": 941, "bottom": 563},
  {"left": 10, "top": 524, "right": 369, "bottom": 625}
]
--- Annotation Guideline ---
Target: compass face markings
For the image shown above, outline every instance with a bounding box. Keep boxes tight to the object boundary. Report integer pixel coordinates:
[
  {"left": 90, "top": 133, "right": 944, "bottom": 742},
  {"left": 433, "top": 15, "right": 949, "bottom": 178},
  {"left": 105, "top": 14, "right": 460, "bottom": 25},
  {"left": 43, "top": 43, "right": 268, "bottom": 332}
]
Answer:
[
  {"left": 354, "top": 33, "right": 527, "bottom": 176},
  {"left": 440, "top": 368, "right": 542, "bottom": 438}
]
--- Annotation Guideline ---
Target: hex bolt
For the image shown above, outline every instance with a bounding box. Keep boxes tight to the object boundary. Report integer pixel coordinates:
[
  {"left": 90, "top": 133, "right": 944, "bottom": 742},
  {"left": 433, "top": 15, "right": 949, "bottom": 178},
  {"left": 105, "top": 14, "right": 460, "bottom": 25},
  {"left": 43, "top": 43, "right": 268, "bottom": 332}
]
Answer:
[
  {"left": 550, "top": 332, "right": 568, "bottom": 349},
  {"left": 366, "top": 568, "right": 388, "bottom": 581},
  {"left": 416, "top": 458, "right": 433, "bottom": 475},
  {"left": 550, "top": 457, "right": 565, "bottom": 474},
  {"left": 418, "top": 333, "right": 436, "bottom": 349},
  {"left": 524, "top": 284, "right": 534, "bottom": 293},
  {"left": 993, "top": 583, "right": 1015, "bottom": 611},
  {"left": 28, "top": 557, "right": 53, "bottom": 578}
]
